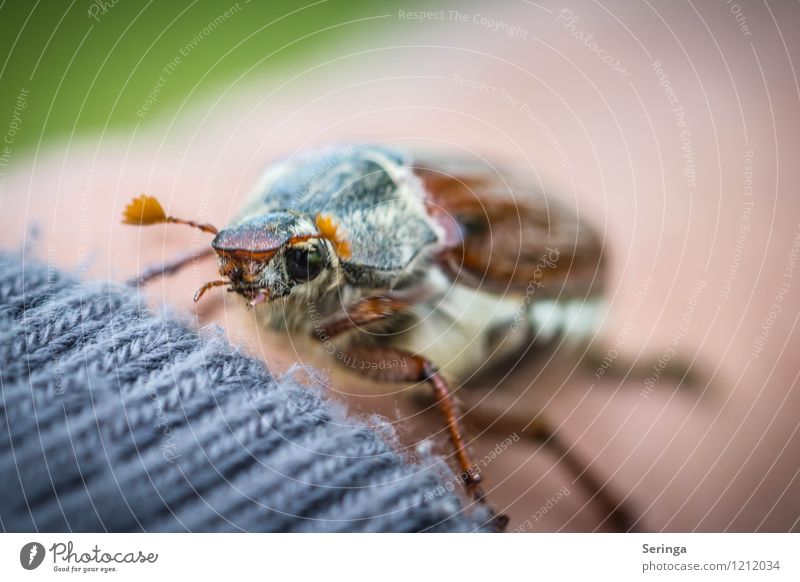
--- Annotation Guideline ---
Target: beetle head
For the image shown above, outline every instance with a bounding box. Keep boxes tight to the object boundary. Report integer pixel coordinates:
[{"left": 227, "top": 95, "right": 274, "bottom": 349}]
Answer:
[
  {"left": 122, "top": 195, "right": 349, "bottom": 306},
  {"left": 210, "top": 211, "right": 332, "bottom": 305}
]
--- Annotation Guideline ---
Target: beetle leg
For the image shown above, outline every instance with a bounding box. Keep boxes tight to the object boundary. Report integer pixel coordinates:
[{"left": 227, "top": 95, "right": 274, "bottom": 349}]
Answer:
[
  {"left": 314, "top": 296, "right": 483, "bottom": 488},
  {"left": 315, "top": 294, "right": 408, "bottom": 339},
  {"left": 310, "top": 297, "right": 506, "bottom": 528},
  {"left": 419, "top": 357, "right": 486, "bottom": 499},
  {"left": 325, "top": 343, "right": 508, "bottom": 531},
  {"left": 127, "top": 247, "right": 215, "bottom": 286},
  {"left": 193, "top": 279, "right": 227, "bottom": 302}
]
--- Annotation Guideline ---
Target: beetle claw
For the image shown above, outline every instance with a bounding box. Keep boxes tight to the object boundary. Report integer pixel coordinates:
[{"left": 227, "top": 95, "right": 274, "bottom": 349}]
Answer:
[{"left": 194, "top": 280, "right": 227, "bottom": 302}]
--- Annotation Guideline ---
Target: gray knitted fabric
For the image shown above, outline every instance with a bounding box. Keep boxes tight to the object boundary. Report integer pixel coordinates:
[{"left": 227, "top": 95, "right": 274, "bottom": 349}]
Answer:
[{"left": 0, "top": 253, "right": 492, "bottom": 532}]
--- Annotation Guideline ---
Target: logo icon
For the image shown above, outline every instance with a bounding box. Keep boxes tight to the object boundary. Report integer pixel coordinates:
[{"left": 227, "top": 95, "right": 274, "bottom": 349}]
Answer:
[{"left": 20, "top": 542, "right": 46, "bottom": 570}]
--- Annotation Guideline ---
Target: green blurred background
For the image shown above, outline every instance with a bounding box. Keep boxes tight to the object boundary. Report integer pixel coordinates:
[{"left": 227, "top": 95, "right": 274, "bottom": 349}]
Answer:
[{"left": 0, "top": 0, "right": 417, "bottom": 153}]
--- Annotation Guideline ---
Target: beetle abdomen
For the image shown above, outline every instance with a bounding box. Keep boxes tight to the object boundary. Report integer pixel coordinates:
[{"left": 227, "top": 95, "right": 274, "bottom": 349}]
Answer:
[{"left": 391, "top": 269, "right": 603, "bottom": 381}]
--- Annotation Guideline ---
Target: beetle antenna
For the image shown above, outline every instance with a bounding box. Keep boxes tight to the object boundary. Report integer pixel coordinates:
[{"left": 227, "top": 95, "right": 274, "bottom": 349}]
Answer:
[
  {"left": 127, "top": 247, "right": 216, "bottom": 287},
  {"left": 122, "top": 195, "right": 219, "bottom": 235},
  {"left": 165, "top": 215, "right": 219, "bottom": 235},
  {"left": 194, "top": 280, "right": 228, "bottom": 302}
]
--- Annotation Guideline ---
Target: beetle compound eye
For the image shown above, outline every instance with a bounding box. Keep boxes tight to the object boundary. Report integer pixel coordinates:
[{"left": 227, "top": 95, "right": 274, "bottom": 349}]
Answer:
[{"left": 285, "top": 247, "right": 325, "bottom": 283}]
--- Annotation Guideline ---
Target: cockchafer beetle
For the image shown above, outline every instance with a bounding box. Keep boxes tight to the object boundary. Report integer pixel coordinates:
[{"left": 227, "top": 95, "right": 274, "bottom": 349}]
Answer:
[{"left": 123, "top": 143, "right": 606, "bottom": 531}]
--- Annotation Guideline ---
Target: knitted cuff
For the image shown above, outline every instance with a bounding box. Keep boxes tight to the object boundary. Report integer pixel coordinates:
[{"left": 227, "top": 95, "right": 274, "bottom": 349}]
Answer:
[{"left": 0, "top": 252, "right": 492, "bottom": 532}]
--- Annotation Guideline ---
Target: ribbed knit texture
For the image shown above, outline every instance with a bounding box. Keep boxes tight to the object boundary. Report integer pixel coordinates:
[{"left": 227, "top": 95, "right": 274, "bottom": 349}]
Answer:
[{"left": 0, "top": 253, "right": 492, "bottom": 532}]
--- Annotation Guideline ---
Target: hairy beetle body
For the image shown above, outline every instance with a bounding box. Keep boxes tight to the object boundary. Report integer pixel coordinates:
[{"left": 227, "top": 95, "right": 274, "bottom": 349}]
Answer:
[{"left": 235, "top": 144, "right": 604, "bottom": 381}]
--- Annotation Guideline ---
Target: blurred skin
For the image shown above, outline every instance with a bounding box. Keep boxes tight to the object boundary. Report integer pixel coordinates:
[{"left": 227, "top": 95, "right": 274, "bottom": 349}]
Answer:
[{"left": 2, "top": 0, "right": 800, "bottom": 531}]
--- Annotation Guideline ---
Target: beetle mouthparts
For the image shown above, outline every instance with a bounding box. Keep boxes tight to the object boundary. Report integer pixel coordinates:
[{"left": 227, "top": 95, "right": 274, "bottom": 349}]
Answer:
[{"left": 249, "top": 290, "right": 269, "bottom": 307}]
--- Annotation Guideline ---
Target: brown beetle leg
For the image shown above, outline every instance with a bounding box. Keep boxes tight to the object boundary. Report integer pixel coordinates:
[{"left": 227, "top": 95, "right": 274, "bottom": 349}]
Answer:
[
  {"left": 193, "top": 279, "right": 228, "bottom": 303},
  {"left": 313, "top": 296, "right": 508, "bottom": 530},
  {"left": 127, "top": 247, "right": 215, "bottom": 286},
  {"left": 460, "top": 398, "right": 638, "bottom": 532},
  {"left": 335, "top": 344, "right": 509, "bottom": 531},
  {"left": 419, "top": 358, "right": 486, "bottom": 498},
  {"left": 316, "top": 295, "right": 408, "bottom": 338}
]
